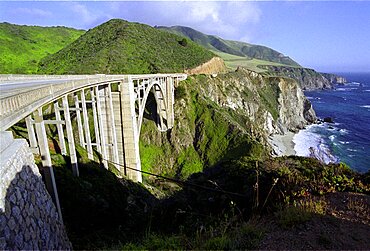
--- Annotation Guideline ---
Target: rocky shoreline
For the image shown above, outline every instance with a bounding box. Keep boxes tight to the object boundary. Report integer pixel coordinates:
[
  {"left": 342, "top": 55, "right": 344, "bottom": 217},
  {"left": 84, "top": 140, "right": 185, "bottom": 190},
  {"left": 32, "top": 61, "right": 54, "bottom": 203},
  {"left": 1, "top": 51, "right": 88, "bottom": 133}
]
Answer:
[{"left": 268, "top": 132, "right": 296, "bottom": 156}]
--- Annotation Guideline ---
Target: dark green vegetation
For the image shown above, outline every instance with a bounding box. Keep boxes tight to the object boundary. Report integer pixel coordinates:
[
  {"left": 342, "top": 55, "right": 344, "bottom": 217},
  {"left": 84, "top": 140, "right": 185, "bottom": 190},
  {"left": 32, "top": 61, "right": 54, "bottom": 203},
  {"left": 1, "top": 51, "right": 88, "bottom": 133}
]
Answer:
[
  {"left": 38, "top": 19, "right": 214, "bottom": 74},
  {"left": 157, "top": 25, "right": 301, "bottom": 67},
  {"left": 0, "top": 22, "right": 84, "bottom": 73},
  {"left": 32, "top": 146, "right": 370, "bottom": 249}
]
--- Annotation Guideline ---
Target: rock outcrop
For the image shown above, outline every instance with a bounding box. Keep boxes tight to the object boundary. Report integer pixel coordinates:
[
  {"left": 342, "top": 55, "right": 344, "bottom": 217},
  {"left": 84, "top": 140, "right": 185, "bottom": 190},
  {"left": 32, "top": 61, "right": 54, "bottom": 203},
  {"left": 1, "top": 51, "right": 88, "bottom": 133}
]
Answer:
[
  {"left": 193, "top": 67, "right": 316, "bottom": 135},
  {"left": 185, "top": 57, "right": 227, "bottom": 75},
  {"left": 260, "top": 65, "right": 346, "bottom": 90},
  {"left": 321, "top": 73, "right": 347, "bottom": 85}
]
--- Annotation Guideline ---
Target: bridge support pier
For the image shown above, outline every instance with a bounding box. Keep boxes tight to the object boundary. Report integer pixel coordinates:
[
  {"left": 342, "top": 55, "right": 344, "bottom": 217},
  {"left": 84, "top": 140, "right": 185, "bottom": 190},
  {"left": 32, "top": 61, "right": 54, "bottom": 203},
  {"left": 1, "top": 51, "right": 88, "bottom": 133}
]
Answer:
[
  {"left": 80, "top": 89, "right": 94, "bottom": 160},
  {"left": 119, "top": 78, "right": 141, "bottom": 182},
  {"left": 33, "top": 108, "right": 63, "bottom": 221},
  {"left": 54, "top": 101, "right": 67, "bottom": 155},
  {"left": 62, "top": 95, "right": 79, "bottom": 177}
]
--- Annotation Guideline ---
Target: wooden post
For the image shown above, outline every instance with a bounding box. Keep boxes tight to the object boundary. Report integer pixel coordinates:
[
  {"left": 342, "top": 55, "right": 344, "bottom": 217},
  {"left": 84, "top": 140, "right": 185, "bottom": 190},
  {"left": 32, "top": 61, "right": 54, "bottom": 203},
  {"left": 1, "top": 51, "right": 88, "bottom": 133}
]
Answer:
[
  {"left": 33, "top": 108, "right": 63, "bottom": 222},
  {"left": 54, "top": 101, "right": 67, "bottom": 155},
  {"left": 62, "top": 95, "right": 79, "bottom": 177},
  {"left": 80, "top": 89, "right": 93, "bottom": 160}
]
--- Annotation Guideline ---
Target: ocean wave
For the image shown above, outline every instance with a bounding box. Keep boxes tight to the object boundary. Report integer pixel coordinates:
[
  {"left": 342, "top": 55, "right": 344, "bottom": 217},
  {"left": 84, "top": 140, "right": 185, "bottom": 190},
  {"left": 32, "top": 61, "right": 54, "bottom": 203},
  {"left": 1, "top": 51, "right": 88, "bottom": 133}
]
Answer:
[
  {"left": 293, "top": 125, "right": 339, "bottom": 164},
  {"left": 339, "top": 128, "right": 349, "bottom": 134},
  {"left": 361, "top": 105, "right": 370, "bottom": 109},
  {"left": 329, "top": 135, "right": 336, "bottom": 141},
  {"left": 348, "top": 82, "right": 361, "bottom": 86},
  {"left": 339, "top": 141, "right": 350, "bottom": 145},
  {"left": 336, "top": 88, "right": 346, "bottom": 91}
]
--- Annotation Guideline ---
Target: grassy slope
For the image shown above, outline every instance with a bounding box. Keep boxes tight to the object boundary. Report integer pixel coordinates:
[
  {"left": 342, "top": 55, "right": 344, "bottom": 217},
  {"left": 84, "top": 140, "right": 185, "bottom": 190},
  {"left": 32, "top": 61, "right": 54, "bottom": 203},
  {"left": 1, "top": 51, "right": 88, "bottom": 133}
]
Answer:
[
  {"left": 212, "top": 50, "right": 295, "bottom": 73},
  {"left": 0, "top": 22, "right": 84, "bottom": 74},
  {"left": 157, "top": 25, "right": 301, "bottom": 69},
  {"left": 39, "top": 19, "right": 214, "bottom": 74}
]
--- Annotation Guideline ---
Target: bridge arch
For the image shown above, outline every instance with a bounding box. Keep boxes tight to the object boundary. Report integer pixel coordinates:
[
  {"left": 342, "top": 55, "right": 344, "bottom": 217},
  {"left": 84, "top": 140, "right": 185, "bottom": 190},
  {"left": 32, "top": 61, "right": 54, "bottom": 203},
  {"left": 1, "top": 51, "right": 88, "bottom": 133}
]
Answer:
[{"left": 136, "top": 79, "right": 170, "bottom": 136}]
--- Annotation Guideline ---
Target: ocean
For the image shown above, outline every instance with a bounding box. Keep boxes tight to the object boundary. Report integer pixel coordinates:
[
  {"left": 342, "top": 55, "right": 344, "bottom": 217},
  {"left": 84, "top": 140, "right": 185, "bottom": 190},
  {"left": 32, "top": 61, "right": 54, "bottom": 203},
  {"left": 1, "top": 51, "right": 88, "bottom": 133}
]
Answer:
[{"left": 293, "top": 72, "right": 370, "bottom": 173}]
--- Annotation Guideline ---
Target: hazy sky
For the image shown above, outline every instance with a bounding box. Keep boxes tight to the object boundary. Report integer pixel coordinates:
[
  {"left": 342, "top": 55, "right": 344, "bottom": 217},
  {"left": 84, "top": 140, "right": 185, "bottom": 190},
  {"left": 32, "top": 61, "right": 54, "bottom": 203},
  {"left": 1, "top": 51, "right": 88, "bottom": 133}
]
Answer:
[{"left": 1, "top": 1, "right": 369, "bottom": 73}]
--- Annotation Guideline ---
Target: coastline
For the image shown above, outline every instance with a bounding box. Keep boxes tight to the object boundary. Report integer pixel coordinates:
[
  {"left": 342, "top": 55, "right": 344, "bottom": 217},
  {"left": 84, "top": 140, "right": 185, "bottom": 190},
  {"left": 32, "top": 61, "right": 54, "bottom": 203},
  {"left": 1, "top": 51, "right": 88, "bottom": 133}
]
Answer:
[{"left": 268, "top": 131, "right": 296, "bottom": 156}]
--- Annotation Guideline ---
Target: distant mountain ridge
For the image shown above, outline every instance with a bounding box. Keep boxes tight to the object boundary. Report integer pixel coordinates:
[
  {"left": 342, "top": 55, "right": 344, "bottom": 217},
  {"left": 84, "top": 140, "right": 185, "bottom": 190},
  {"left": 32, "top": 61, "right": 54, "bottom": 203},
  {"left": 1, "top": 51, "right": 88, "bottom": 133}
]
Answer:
[
  {"left": 157, "top": 25, "right": 346, "bottom": 89},
  {"left": 157, "top": 25, "right": 301, "bottom": 67}
]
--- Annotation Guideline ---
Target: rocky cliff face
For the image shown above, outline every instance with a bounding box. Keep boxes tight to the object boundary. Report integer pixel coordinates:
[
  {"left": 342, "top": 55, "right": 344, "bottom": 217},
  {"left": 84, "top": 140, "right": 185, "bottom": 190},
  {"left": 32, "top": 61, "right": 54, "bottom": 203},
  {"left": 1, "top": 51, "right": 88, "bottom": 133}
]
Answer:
[
  {"left": 321, "top": 73, "right": 347, "bottom": 85},
  {"left": 139, "top": 67, "right": 316, "bottom": 179},
  {"left": 193, "top": 67, "right": 316, "bottom": 134},
  {"left": 260, "top": 65, "right": 345, "bottom": 90},
  {"left": 185, "top": 57, "right": 227, "bottom": 75}
]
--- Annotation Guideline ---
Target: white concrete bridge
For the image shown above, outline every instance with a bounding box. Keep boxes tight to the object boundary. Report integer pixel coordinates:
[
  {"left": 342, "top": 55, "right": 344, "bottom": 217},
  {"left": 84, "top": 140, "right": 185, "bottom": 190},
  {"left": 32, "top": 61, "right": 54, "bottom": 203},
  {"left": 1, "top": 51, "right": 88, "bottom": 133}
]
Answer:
[{"left": 0, "top": 74, "right": 186, "bottom": 219}]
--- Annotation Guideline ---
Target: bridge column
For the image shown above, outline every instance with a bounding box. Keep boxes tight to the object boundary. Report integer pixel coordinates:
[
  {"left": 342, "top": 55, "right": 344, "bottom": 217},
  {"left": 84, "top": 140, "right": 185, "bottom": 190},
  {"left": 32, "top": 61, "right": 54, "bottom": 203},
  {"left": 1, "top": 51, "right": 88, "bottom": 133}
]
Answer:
[
  {"left": 74, "top": 93, "right": 85, "bottom": 148},
  {"left": 95, "top": 86, "right": 108, "bottom": 168},
  {"left": 33, "top": 108, "right": 63, "bottom": 221},
  {"left": 25, "top": 115, "right": 38, "bottom": 154},
  {"left": 166, "top": 77, "right": 175, "bottom": 129},
  {"left": 62, "top": 95, "right": 79, "bottom": 177},
  {"left": 80, "top": 89, "right": 94, "bottom": 160},
  {"left": 119, "top": 77, "right": 142, "bottom": 182},
  {"left": 53, "top": 101, "right": 67, "bottom": 155},
  {"left": 90, "top": 87, "right": 101, "bottom": 154},
  {"left": 107, "top": 83, "right": 120, "bottom": 166}
]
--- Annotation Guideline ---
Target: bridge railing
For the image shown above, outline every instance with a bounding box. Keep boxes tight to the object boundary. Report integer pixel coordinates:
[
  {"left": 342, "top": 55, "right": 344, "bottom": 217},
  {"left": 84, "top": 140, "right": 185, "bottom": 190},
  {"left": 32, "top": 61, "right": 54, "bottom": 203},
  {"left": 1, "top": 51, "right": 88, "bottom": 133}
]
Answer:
[{"left": 0, "top": 75, "right": 127, "bottom": 131}]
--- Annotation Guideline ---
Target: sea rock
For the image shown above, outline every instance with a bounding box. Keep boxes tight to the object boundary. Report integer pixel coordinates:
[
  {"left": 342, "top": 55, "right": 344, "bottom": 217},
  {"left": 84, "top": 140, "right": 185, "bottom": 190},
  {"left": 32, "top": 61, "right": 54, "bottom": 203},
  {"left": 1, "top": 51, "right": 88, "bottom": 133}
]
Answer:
[{"left": 323, "top": 117, "right": 334, "bottom": 123}]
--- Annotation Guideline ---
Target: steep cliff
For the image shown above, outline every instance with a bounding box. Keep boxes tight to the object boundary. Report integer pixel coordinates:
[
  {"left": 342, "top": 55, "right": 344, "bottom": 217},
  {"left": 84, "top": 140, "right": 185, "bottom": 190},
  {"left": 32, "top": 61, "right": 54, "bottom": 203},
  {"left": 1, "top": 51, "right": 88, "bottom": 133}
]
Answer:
[
  {"left": 261, "top": 65, "right": 346, "bottom": 90},
  {"left": 184, "top": 57, "right": 227, "bottom": 75},
  {"left": 321, "top": 72, "right": 347, "bottom": 84},
  {"left": 139, "top": 67, "right": 316, "bottom": 180}
]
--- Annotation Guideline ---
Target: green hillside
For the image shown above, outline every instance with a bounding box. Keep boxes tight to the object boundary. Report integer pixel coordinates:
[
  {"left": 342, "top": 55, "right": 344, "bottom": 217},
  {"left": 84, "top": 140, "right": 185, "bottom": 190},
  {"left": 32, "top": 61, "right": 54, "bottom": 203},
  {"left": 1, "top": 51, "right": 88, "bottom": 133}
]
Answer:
[
  {"left": 0, "top": 22, "right": 84, "bottom": 74},
  {"left": 39, "top": 19, "right": 214, "bottom": 74},
  {"left": 157, "top": 26, "right": 301, "bottom": 68}
]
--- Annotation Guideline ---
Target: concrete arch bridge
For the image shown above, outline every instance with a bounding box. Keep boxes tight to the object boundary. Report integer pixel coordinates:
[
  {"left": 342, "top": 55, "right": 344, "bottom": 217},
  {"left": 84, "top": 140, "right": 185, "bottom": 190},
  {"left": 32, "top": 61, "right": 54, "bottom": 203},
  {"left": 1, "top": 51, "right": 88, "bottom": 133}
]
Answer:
[{"left": 0, "top": 74, "right": 187, "bottom": 218}]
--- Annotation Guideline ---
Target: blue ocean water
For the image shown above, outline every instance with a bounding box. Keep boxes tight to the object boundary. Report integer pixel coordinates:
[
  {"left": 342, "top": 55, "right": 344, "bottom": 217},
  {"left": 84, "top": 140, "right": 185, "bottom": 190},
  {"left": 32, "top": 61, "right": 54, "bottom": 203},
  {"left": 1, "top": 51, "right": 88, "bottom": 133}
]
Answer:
[{"left": 295, "top": 72, "right": 370, "bottom": 173}]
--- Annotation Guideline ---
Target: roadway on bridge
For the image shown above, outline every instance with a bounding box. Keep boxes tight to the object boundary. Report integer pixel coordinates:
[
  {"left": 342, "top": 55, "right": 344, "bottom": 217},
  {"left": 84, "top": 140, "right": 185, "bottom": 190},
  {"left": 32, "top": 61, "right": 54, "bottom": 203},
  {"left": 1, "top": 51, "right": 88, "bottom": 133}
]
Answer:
[{"left": 0, "top": 78, "right": 87, "bottom": 99}]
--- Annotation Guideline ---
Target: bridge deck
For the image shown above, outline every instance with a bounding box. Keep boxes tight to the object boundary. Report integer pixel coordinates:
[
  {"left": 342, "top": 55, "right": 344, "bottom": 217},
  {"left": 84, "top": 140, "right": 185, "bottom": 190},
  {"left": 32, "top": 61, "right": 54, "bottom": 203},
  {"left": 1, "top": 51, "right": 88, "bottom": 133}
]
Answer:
[{"left": 0, "top": 74, "right": 186, "bottom": 131}]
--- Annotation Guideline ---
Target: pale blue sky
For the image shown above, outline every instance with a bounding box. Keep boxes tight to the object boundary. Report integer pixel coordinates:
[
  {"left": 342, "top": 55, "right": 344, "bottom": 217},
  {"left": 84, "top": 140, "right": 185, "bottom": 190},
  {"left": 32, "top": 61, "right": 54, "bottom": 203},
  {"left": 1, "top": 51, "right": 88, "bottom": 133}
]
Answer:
[{"left": 0, "top": 1, "right": 369, "bottom": 73}]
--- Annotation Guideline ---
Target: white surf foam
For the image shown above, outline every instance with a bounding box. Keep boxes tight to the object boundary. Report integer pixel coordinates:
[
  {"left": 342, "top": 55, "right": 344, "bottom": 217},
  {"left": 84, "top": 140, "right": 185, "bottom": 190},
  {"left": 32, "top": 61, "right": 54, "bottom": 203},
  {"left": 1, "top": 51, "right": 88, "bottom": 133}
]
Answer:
[{"left": 293, "top": 125, "right": 338, "bottom": 164}]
